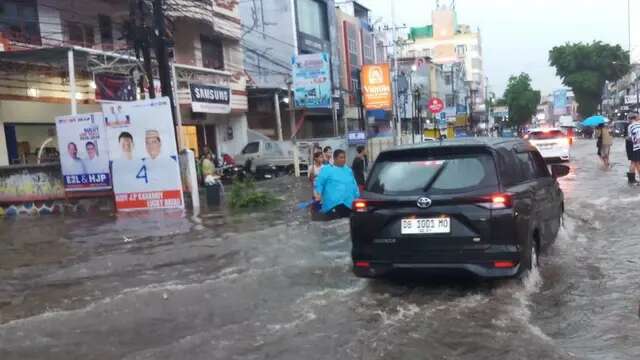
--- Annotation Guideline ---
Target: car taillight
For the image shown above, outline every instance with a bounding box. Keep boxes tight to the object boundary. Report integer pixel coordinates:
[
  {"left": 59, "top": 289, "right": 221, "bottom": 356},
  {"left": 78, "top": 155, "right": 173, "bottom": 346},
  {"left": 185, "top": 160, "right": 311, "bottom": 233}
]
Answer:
[
  {"left": 354, "top": 261, "right": 370, "bottom": 268},
  {"left": 353, "top": 199, "right": 368, "bottom": 213},
  {"left": 493, "top": 260, "right": 517, "bottom": 268},
  {"left": 477, "top": 193, "right": 512, "bottom": 209},
  {"left": 560, "top": 137, "right": 570, "bottom": 146}
]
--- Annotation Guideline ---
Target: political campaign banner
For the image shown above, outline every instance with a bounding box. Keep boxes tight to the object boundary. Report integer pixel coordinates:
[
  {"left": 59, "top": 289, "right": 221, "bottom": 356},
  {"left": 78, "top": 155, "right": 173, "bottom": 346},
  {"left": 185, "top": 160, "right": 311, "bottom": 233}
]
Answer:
[
  {"left": 103, "top": 97, "right": 184, "bottom": 211},
  {"left": 55, "top": 112, "right": 111, "bottom": 191},
  {"left": 291, "top": 52, "right": 332, "bottom": 109},
  {"left": 94, "top": 73, "right": 136, "bottom": 101}
]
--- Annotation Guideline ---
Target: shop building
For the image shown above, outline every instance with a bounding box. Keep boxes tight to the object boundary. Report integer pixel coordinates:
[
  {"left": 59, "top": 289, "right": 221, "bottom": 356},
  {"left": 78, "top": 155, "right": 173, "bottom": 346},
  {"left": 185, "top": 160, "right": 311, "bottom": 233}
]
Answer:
[
  {"left": 239, "top": 0, "right": 341, "bottom": 140},
  {"left": 0, "top": 0, "right": 248, "bottom": 167}
]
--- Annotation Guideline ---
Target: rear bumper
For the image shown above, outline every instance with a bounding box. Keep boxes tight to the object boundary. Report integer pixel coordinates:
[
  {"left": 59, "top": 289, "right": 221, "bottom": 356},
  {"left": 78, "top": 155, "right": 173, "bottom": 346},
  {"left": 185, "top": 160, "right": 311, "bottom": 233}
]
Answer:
[
  {"left": 352, "top": 243, "right": 523, "bottom": 278},
  {"left": 537, "top": 147, "right": 570, "bottom": 160},
  {"left": 353, "top": 261, "right": 521, "bottom": 278}
]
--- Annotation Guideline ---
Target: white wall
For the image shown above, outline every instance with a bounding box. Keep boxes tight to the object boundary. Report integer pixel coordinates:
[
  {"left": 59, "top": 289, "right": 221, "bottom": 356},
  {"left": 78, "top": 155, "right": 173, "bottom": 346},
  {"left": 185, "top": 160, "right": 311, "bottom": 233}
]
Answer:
[
  {"left": 0, "top": 100, "right": 101, "bottom": 124},
  {"left": 215, "top": 114, "right": 248, "bottom": 157},
  {"left": 239, "top": 0, "right": 296, "bottom": 88},
  {"left": 0, "top": 120, "right": 8, "bottom": 166}
]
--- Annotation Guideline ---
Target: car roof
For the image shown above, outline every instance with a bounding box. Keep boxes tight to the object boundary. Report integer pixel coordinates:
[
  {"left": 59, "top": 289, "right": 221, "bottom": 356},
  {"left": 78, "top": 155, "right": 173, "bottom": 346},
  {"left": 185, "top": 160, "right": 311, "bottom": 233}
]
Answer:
[
  {"left": 528, "top": 128, "right": 563, "bottom": 133},
  {"left": 381, "top": 137, "right": 534, "bottom": 156}
]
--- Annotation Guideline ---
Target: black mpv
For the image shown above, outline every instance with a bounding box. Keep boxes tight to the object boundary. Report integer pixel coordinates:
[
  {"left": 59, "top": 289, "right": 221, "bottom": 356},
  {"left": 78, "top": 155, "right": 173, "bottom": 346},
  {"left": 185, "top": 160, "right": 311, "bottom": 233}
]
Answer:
[{"left": 350, "top": 138, "right": 569, "bottom": 279}]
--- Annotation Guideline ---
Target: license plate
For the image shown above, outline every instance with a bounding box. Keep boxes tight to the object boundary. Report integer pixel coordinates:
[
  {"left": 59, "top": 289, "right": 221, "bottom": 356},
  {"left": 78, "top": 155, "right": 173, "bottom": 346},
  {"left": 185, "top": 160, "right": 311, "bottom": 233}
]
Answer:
[{"left": 401, "top": 217, "right": 451, "bottom": 234}]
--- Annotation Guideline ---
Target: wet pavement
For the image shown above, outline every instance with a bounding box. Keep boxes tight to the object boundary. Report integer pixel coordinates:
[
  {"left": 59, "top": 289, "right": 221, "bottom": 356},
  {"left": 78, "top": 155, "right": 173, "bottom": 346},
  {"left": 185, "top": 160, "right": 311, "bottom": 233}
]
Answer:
[{"left": 1, "top": 139, "right": 639, "bottom": 360}]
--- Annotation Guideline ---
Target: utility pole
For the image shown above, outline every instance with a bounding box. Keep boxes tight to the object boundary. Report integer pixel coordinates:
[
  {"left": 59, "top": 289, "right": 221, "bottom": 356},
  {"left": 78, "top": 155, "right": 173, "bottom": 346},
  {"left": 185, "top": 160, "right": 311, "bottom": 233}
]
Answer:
[
  {"left": 139, "top": 0, "right": 155, "bottom": 98},
  {"left": 391, "top": 0, "right": 400, "bottom": 146},
  {"left": 152, "top": 0, "right": 177, "bottom": 124},
  {"left": 287, "top": 79, "right": 300, "bottom": 177},
  {"left": 129, "top": 0, "right": 154, "bottom": 98},
  {"left": 274, "top": 92, "right": 283, "bottom": 141}
]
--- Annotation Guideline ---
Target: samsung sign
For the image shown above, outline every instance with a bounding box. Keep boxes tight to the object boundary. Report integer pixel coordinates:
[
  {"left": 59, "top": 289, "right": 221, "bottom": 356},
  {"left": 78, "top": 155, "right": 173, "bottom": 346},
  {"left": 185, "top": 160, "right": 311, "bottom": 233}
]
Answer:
[{"left": 190, "top": 83, "right": 231, "bottom": 114}]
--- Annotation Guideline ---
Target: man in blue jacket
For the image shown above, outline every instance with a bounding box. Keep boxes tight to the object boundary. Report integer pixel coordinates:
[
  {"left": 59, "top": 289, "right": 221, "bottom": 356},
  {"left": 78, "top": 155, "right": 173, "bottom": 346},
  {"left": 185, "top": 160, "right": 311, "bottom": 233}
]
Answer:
[{"left": 314, "top": 149, "right": 360, "bottom": 219}]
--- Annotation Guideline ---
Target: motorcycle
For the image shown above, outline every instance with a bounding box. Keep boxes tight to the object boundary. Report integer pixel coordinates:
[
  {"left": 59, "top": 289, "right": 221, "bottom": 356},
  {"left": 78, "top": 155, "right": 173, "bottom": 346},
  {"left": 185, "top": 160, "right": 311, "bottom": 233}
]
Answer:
[{"left": 220, "top": 164, "right": 247, "bottom": 184}]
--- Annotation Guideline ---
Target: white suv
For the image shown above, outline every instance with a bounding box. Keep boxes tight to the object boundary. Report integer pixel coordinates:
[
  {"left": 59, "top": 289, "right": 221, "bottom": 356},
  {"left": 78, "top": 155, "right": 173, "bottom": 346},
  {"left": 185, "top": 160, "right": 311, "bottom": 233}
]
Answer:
[{"left": 525, "top": 128, "right": 570, "bottom": 162}]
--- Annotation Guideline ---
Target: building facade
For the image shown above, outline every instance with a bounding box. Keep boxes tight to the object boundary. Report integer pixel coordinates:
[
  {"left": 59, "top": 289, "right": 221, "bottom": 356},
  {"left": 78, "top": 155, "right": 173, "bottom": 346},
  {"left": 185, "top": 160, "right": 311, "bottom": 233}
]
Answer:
[
  {"left": 403, "top": 4, "right": 485, "bottom": 125},
  {"left": 0, "top": 0, "right": 248, "bottom": 166},
  {"left": 335, "top": 1, "right": 376, "bottom": 132},
  {"left": 239, "top": 0, "right": 340, "bottom": 139}
]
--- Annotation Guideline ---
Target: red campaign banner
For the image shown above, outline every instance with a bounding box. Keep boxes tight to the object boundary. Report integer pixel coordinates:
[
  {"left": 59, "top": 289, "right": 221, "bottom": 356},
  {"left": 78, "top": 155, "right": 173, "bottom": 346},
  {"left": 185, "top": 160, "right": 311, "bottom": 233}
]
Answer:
[
  {"left": 114, "top": 190, "right": 183, "bottom": 211},
  {"left": 95, "top": 73, "right": 136, "bottom": 101}
]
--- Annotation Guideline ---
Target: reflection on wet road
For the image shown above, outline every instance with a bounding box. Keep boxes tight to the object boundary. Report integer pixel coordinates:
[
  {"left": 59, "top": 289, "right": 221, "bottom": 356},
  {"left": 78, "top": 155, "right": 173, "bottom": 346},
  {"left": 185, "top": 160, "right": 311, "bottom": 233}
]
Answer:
[{"left": 1, "top": 139, "right": 639, "bottom": 359}]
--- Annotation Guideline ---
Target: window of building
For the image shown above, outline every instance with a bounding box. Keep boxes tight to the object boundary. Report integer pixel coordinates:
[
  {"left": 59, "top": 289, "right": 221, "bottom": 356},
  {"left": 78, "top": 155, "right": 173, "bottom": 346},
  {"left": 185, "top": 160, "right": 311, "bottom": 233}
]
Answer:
[
  {"left": 422, "top": 48, "right": 432, "bottom": 58},
  {"left": 345, "top": 22, "right": 359, "bottom": 64},
  {"left": 445, "top": 94, "right": 455, "bottom": 107},
  {"left": 444, "top": 73, "right": 452, "bottom": 86},
  {"left": 201, "top": 35, "right": 224, "bottom": 70},
  {"left": 456, "top": 44, "right": 466, "bottom": 57},
  {"left": 66, "top": 21, "right": 95, "bottom": 47},
  {"left": 362, "top": 32, "right": 374, "bottom": 64},
  {"left": 296, "top": 0, "right": 328, "bottom": 40},
  {"left": 98, "top": 15, "right": 113, "bottom": 50},
  {"left": 472, "top": 58, "right": 482, "bottom": 70},
  {"left": 0, "top": 0, "right": 41, "bottom": 45}
]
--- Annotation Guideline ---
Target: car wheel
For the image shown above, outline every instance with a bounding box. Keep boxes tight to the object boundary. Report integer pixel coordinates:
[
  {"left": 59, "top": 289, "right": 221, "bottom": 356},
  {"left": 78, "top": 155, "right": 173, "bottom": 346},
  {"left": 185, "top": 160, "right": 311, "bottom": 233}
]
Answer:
[{"left": 518, "top": 237, "right": 539, "bottom": 279}]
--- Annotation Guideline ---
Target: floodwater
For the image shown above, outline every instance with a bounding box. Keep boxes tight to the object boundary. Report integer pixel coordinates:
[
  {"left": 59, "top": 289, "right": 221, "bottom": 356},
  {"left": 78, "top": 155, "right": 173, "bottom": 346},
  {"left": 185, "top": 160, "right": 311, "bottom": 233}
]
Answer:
[{"left": 0, "top": 139, "right": 639, "bottom": 359}]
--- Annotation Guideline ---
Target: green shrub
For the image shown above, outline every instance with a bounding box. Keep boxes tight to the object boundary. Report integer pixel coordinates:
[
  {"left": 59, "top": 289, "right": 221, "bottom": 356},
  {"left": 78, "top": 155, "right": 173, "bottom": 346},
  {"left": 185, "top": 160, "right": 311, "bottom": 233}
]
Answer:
[{"left": 229, "top": 180, "right": 278, "bottom": 209}]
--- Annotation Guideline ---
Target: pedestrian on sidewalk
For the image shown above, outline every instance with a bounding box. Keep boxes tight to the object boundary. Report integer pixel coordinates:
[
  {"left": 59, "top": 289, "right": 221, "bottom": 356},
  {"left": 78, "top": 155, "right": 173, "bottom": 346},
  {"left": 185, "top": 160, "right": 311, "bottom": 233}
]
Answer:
[
  {"left": 201, "top": 152, "right": 216, "bottom": 178},
  {"left": 314, "top": 149, "right": 360, "bottom": 219},
  {"left": 351, "top": 145, "right": 368, "bottom": 192},
  {"left": 595, "top": 123, "right": 613, "bottom": 169},
  {"left": 627, "top": 113, "right": 640, "bottom": 185}
]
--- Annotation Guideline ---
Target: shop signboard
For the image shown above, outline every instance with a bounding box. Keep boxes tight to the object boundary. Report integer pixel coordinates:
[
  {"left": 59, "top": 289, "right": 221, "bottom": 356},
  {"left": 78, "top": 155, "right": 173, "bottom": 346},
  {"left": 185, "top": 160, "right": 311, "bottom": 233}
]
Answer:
[
  {"left": 361, "top": 64, "right": 393, "bottom": 110},
  {"left": 103, "top": 98, "right": 183, "bottom": 211},
  {"left": 347, "top": 131, "right": 367, "bottom": 145},
  {"left": 55, "top": 112, "right": 111, "bottom": 191},
  {"left": 291, "top": 53, "right": 332, "bottom": 109},
  {"left": 625, "top": 94, "right": 640, "bottom": 105},
  {"left": 189, "top": 83, "right": 231, "bottom": 114}
]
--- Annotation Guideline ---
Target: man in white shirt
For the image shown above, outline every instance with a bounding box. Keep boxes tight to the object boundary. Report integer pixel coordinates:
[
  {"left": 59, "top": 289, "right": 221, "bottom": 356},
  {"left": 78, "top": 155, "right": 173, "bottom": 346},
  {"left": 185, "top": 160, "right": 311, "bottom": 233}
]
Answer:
[{"left": 62, "top": 142, "right": 86, "bottom": 175}]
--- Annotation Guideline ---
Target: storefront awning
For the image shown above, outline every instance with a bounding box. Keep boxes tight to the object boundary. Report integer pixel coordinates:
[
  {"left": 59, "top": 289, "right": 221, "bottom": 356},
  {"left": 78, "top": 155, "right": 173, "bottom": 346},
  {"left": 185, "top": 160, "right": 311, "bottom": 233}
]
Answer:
[{"left": 0, "top": 46, "right": 141, "bottom": 73}]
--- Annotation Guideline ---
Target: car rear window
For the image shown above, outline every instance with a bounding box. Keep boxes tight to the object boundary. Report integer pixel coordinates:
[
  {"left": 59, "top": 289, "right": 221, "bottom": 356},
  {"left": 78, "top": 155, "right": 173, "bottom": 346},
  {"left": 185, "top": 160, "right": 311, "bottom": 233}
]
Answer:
[
  {"left": 529, "top": 130, "right": 564, "bottom": 140},
  {"left": 367, "top": 153, "right": 499, "bottom": 195}
]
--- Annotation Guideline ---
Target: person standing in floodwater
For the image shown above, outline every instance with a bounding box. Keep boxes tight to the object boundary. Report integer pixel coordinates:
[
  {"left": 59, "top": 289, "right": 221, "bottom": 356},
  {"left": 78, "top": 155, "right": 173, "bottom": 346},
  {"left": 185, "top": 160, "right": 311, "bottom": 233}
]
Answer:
[{"left": 314, "top": 149, "right": 360, "bottom": 219}]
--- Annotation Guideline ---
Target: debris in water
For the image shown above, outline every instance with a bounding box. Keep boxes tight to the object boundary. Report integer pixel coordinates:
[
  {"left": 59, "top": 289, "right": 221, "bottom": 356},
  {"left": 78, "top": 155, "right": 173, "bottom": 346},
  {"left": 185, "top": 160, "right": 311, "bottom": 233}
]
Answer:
[
  {"left": 163, "top": 292, "right": 169, "bottom": 300},
  {"left": 123, "top": 235, "right": 132, "bottom": 243}
]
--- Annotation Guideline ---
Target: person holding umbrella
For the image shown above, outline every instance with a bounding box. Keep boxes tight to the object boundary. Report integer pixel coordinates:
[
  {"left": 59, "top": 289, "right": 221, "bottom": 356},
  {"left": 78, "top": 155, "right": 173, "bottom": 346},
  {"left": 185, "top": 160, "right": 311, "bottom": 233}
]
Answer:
[
  {"left": 595, "top": 123, "right": 613, "bottom": 168},
  {"left": 582, "top": 115, "right": 610, "bottom": 167}
]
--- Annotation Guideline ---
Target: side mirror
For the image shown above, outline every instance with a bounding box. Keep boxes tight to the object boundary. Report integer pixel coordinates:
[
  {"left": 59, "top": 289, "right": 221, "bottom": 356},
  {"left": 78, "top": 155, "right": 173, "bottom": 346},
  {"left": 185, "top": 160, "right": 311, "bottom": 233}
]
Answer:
[{"left": 551, "top": 164, "right": 570, "bottom": 178}]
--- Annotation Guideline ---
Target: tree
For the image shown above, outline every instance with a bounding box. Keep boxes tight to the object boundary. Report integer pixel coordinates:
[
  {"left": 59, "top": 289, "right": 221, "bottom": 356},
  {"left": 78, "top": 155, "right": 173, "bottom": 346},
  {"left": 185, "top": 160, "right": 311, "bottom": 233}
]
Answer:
[
  {"left": 503, "top": 73, "right": 541, "bottom": 130},
  {"left": 549, "top": 41, "right": 630, "bottom": 118}
]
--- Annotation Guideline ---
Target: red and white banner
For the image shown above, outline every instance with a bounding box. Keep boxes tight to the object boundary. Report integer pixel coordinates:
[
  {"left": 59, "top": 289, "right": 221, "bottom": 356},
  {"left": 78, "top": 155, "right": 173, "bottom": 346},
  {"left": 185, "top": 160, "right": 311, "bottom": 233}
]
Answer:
[{"left": 103, "top": 98, "right": 184, "bottom": 211}]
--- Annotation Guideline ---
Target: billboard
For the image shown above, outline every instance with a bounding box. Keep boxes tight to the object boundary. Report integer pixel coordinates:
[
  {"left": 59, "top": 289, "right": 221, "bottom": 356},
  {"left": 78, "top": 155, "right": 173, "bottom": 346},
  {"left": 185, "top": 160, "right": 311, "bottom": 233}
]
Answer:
[
  {"left": 103, "top": 98, "right": 183, "bottom": 211},
  {"left": 553, "top": 89, "right": 567, "bottom": 115},
  {"left": 361, "top": 64, "right": 393, "bottom": 110},
  {"left": 94, "top": 73, "right": 136, "bottom": 101},
  {"left": 189, "top": 83, "right": 231, "bottom": 114},
  {"left": 55, "top": 112, "right": 111, "bottom": 191},
  {"left": 291, "top": 53, "right": 332, "bottom": 108}
]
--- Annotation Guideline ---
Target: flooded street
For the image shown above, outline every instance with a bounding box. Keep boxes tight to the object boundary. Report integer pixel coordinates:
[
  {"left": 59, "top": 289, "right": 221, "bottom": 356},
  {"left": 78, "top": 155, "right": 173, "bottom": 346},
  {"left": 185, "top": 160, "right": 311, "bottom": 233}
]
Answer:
[{"left": 1, "top": 139, "right": 639, "bottom": 360}]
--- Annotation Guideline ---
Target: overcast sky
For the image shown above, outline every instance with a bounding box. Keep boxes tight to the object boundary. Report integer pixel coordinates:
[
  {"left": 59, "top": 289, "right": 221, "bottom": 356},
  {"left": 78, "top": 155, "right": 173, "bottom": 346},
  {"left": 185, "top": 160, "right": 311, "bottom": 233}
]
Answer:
[{"left": 357, "top": 0, "right": 630, "bottom": 97}]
